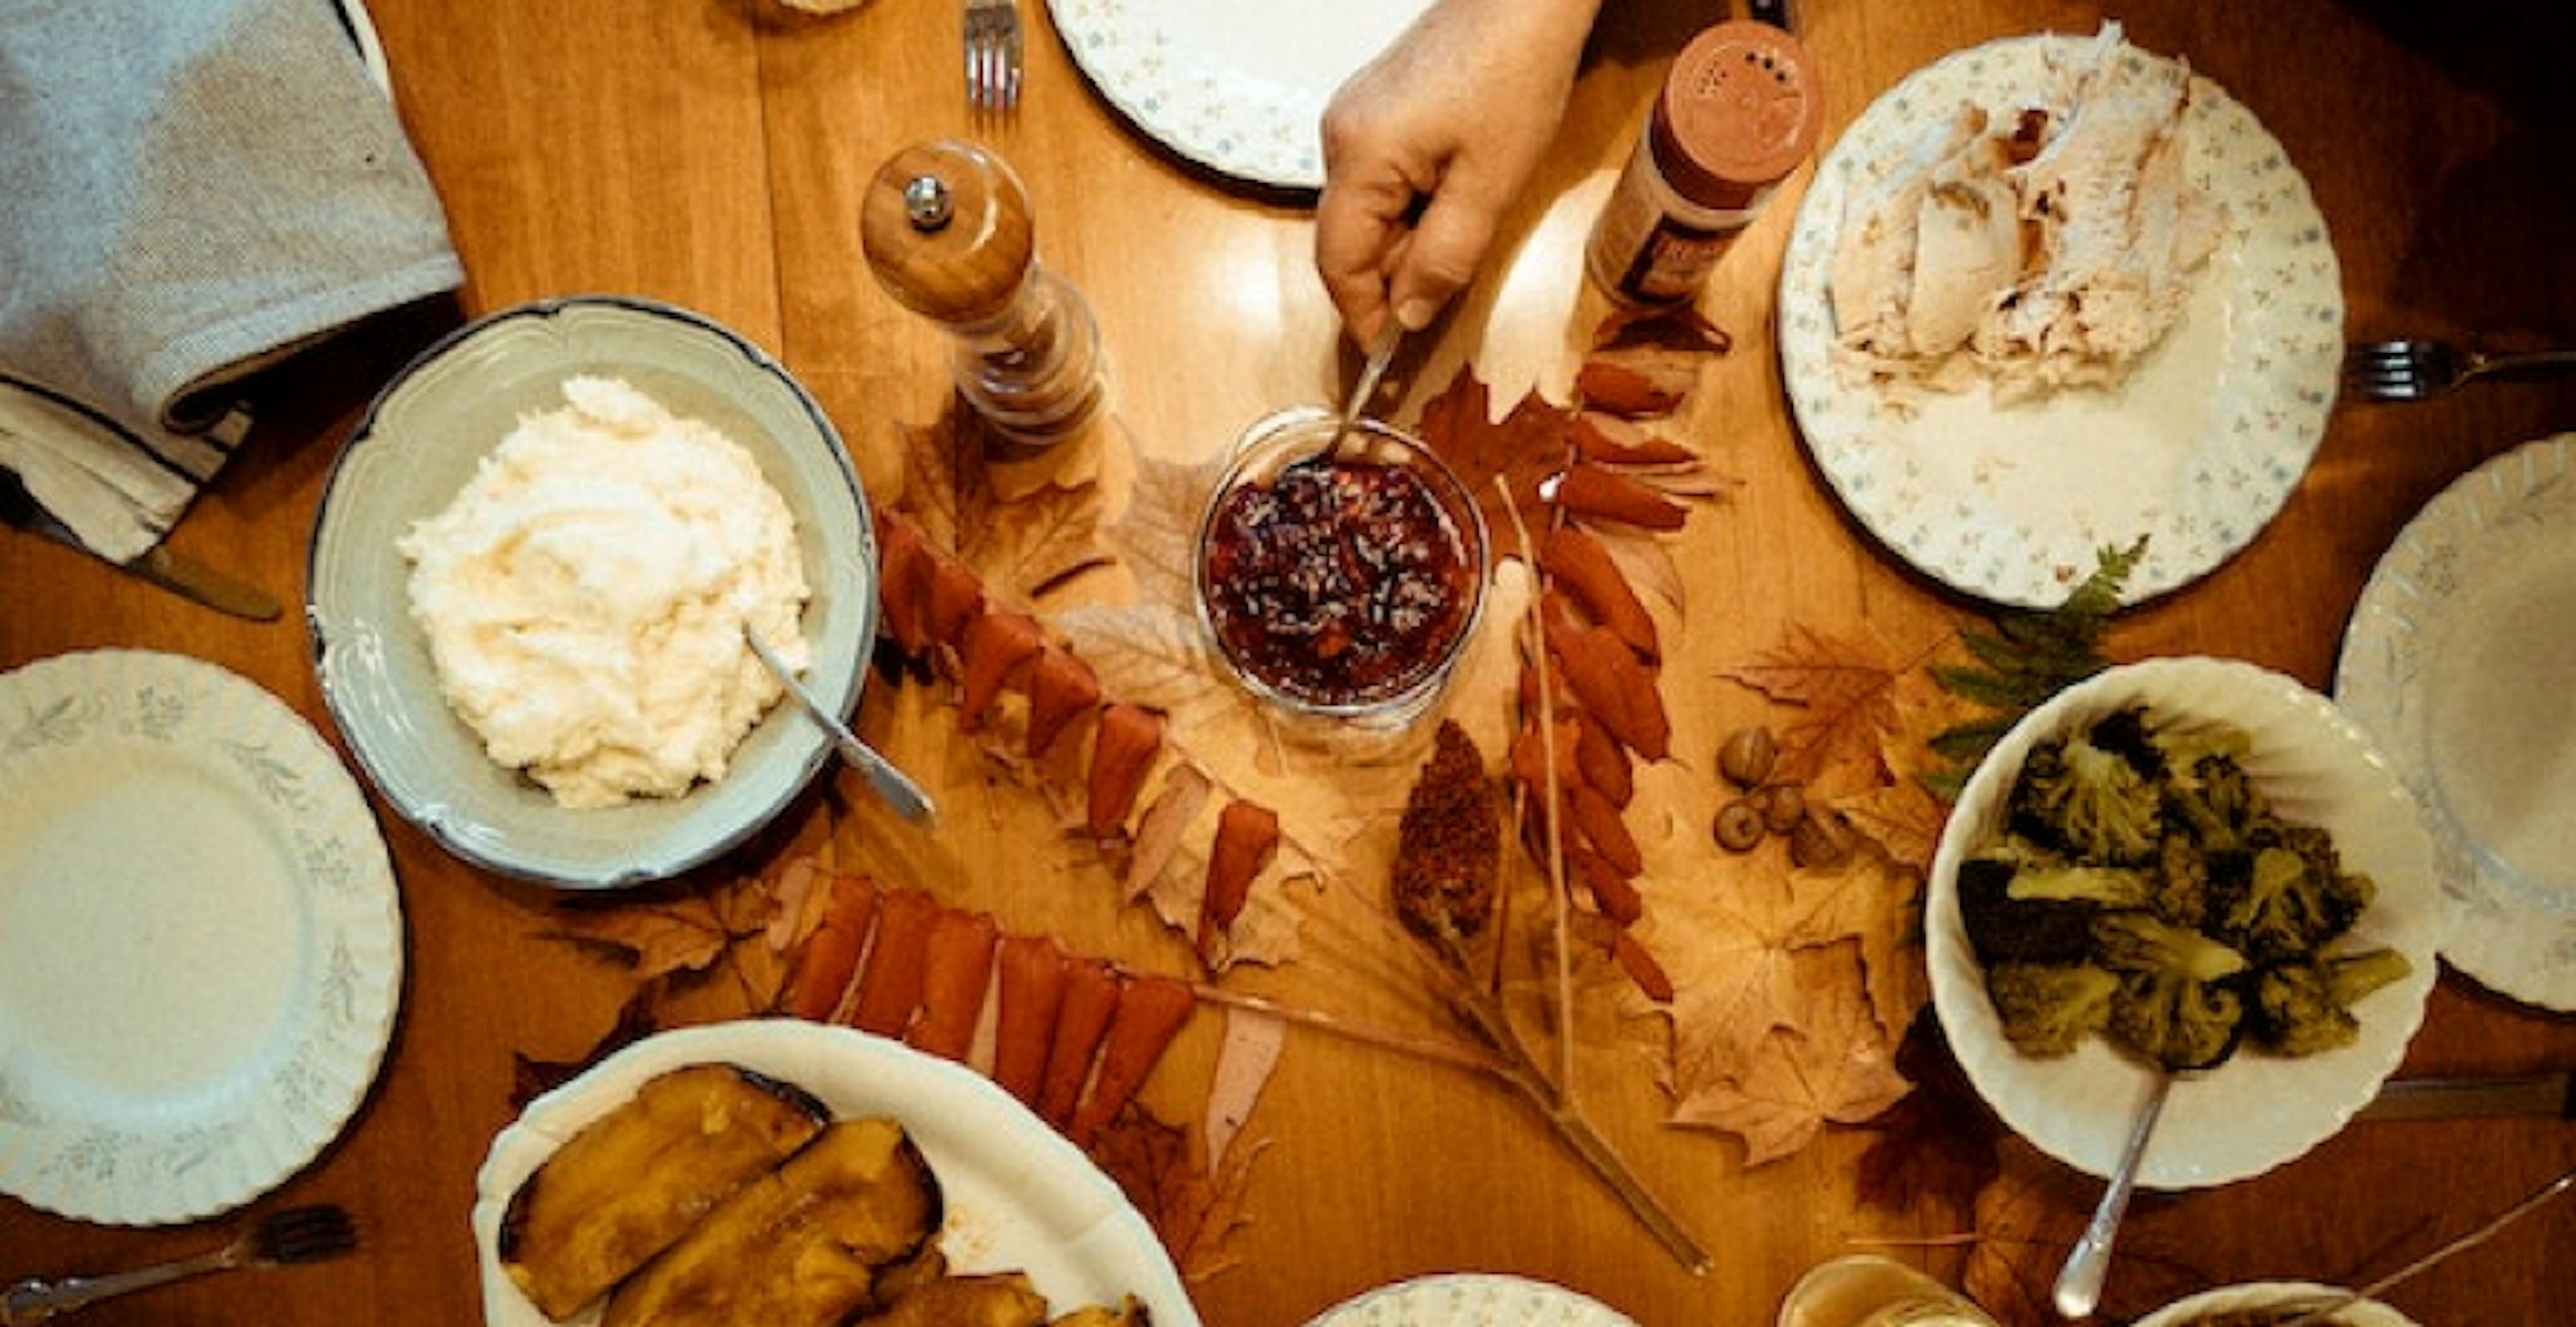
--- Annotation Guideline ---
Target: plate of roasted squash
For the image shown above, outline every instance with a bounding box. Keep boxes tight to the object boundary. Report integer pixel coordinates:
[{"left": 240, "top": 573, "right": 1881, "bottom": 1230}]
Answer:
[{"left": 471, "top": 1019, "right": 1196, "bottom": 1327}]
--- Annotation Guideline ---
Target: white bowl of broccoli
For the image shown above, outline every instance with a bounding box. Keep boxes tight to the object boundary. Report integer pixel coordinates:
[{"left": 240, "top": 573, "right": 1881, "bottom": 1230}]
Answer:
[{"left": 1927, "top": 656, "right": 2445, "bottom": 1189}]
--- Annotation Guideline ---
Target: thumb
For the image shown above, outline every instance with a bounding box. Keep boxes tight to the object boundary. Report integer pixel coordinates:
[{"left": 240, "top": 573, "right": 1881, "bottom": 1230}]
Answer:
[{"left": 1385, "top": 188, "right": 1501, "bottom": 332}]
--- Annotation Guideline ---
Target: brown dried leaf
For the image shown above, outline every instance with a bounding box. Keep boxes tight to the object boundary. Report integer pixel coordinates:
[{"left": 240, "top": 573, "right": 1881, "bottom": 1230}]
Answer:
[
  {"left": 1668, "top": 965, "right": 1911, "bottom": 1166},
  {"left": 1832, "top": 778, "right": 1949, "bottom": 880},
  {"left": 898, "top": 413, "right": 991, "bottom": 556},
  {"left": 1722, "top": 623, "right": 1937, "bottom": 794},
  {"left": 544, "top": 894, "right": 733, "bottom": 982},
  {"left": 1127, "top": 765, "right": 1216, "bottom": 902},
  {"left": 977, "top": 482, "right": 1112, "bottom": 600},
  {"left": 1965, "top": 1141, "right": 2213, "bottom": 1326},
  {"left": 1088, "top": 1104, "right": 1266, "bottom": 1285},
  {"left": 510, "top": 989, "right": 660, "bottom": 1109},
  {"left": 1204, "top": 1007, "right": 1286, "bottom": 1166},
  {"left": 1854, "top": 1014, "right": 2002, "bottom": 1218},
  {"left": 1109, "top": 453, "right": 1218, "bottom": 610},
  {"left": 1648, "top": 891, "right": 1808, "bottom": 1082},
  {"left": 1593, "top": 305, "right": 1734, "bottom": 357},
  {"left": 1413, "top": 363, "right": 1574, "bottom": 564}
]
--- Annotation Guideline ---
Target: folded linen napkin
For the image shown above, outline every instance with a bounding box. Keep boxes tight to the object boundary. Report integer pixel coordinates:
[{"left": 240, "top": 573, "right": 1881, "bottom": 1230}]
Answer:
[{"left": 0, "top": 0, "right": 463, "bottom": 561}]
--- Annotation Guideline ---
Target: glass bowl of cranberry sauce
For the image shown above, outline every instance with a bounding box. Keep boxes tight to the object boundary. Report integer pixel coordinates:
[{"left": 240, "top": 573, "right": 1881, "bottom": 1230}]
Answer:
[{"left": 1192, "top": 407, "right": 1491, "bottom": 725}]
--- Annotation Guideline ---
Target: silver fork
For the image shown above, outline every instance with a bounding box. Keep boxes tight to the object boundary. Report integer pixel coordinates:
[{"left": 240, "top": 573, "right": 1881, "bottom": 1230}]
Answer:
[
  {"left": 3, "top": 1205, "right": 357, "bottom": 1324},
  {"left": 963, "top": 0, "right": 1022, "bottom": 116},
  {"left": 2343, "top": 338, "right": 2576, "bottom": 401}
]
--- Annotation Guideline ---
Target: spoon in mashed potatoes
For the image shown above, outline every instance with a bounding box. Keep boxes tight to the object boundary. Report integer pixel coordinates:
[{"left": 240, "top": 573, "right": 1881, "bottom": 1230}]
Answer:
[{"left": 744, "top": 627, "right": 934, "bottom": 822}]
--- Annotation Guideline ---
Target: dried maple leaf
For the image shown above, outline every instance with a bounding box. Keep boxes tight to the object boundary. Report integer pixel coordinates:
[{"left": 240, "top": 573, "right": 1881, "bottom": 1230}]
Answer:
[
  {"left": 900, "top": 412, "right": 1110, "bottom": 600},
  {"left": 1087, "top": 1103, "right": 1265, "bottom": 1284},
  {"left": 1647, "top": 889, "right": 1809, "bottom": 1083},
  {"left": 510, "top": 989, "right": 660, "bottom": 1108},
  {"left": 1832, "top": 778, "right": 1950, "bottom": 880},
  {"left": 544, "top": 893, "right": 735, "bottom": 982},
  {"left": 1779, "top": 861, "right": 1926, "bottom": 1046},
  {"left": 1108, "top": 453, "right": 1217, "bottom": 611},
  {"left": 1413, "top": 363, "right": 1574, "bottom": 563},
  {"left": 1853, "top": 1014, "right": 2002, "bottom": 1217},
  {"left": 1722, "top": 623, "right": 1941, "bottom": 795},
  {"left": 899, "top": 413, "right": 992, "bottom": 557},
  {"left": 1667, "top": 968, "right": 1910, "bottom": 1166},
  {"left": 1966, "top": 1141, "right": 2210, "bottom": 1326}
]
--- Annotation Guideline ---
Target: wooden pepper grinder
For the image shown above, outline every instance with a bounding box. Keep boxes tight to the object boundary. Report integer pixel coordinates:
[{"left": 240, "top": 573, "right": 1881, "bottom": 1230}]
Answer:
[{"left": 862, "top": 139, "right": 1105, "bottom": 453}]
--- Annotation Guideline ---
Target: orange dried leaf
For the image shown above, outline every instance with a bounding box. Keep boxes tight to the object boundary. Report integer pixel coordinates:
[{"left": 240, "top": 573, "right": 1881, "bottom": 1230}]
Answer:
[
  {"left": 848, "top": 887, "right": 941, "bottom": 1038},
  {"left": 1198, "top": 800, "right": 1280, "bottom": 954},
  {"left": 1086, "top": 703, "right": 1164, "bottom": 839},
  {"left": 958, "top": 610, "right": 1045, "bottom": 730},
  {"left": 1072, "top": 972, "right": 1198, "bottom": 1145},
  {"left": 1722, "top": 623, "right": 1935, "bottom": 792},
  {"left": 908, "top": 907, "right": 999, "bottom": 1060},
  {"left": 781, "top": 874, "right": 877, "bottom": 1021},
  {"left": 1541, "top": 522, "right": 1658, "bottom": 660},
  {"left": 993, "top": 933, "right": 1068, "bottom": 1105},
  {"left": 1557, "top": 463, "right": 1687, "bottom": 531},
  {"left": 1039, "top": 959, "right": 1122, "bottom": 1129},
  {"left": 1576, "top": 360, "right": 1688, "bottom": 418}
]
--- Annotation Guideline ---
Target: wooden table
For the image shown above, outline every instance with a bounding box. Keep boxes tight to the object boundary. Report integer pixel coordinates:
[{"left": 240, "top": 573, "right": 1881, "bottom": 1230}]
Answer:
[{"left": 5, "top": 2, "right": 2573, "bottom": 1324}]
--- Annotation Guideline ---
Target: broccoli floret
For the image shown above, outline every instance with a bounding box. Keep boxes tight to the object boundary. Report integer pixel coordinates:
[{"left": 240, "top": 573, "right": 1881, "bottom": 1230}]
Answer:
[
  {"left": 2249, "top": 962, "right": 2359, "bottom": 1056},
  {"left": 1987, "top": 963, "right": 2123, "bottom": 1057},
  {"left": 2146, "top": 718, "right": 2252, "bottom": 782},
  {"left": 2326, "top": 946, "right": 2412, "bottom": 1007},
  {"left": 2152, "top": 832, "right": 2209, "bottom": 930},
  {"left": 2006, "top": 862, "right": 2157, "bottom": 909},
  {"left": 2086, "top": 706, "right": 2164, "bottom": 776},
  {"left": 2208, "top": 843, "right": 2370, "bottom": 964},
  {"left": 2007, "top": 731, "right": 2165, "bottom": 865},
  {"left": 1957, "top": 858, "right": 2102, "bottom": 965},
  {"left": 2247, "top": 947, "right": 2412, "bottom": 1057},
  {"left": 2093, "top": 913, "right": 2251, "bottom": 1070},
  {"left": 2161, "top": 751, "right": 2269, "bottom": 853}
]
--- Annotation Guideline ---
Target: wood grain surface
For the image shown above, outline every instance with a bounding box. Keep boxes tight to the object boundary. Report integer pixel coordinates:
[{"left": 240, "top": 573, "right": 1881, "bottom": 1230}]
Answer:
[{"left": 3, "top": 2, "right": 2572, "bottom": 1324}]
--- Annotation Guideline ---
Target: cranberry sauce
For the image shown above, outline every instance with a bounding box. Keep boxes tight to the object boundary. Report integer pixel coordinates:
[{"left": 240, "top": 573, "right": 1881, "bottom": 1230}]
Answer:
[{"left": 1200, "top": 458, "right": 1474, "bottom": 708}]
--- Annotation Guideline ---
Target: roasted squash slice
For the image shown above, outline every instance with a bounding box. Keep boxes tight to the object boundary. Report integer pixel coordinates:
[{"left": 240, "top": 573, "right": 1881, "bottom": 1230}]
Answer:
[
  {"left": 501, "top": 1062, "right": 829, "bottom": 1320},
  {"left": 1048, "top": 1296, "right": 1151, "bottom": 1327},
  {"left": 864, "top": 1273, "right": 1050, "bottom": 1327},
  {"left": 602, "top": 1117, "right": 945, "bottom": 1327}
]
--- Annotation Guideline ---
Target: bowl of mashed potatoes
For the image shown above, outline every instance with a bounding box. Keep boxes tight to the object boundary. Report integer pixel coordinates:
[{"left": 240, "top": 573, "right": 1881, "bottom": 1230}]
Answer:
[{"left": 308, "top": 296, "right": 876, "bottom": 888}]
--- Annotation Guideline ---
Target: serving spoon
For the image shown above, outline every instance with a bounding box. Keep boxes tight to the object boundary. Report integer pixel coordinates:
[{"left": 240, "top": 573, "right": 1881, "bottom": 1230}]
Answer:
[
  {"left": 2054, "top": 1068, "right": 2172, "bottom": 1319},
  {"left": 744, "top": 628, "right": 935, "bottom": 823},
  {"left": 1286, "top": 322, "right": 1403, "bottom": 474}
]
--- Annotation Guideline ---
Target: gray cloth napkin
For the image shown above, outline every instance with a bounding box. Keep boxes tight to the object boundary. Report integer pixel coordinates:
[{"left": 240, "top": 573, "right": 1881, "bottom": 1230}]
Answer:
[{"left": 0, "top": 0, "right": 463, "bottom": 561}]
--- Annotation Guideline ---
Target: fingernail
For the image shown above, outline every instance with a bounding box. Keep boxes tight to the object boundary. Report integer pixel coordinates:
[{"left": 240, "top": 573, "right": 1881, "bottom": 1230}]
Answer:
[{"left": 1394, "top": 297, "right": 1438, "bottom": 332}]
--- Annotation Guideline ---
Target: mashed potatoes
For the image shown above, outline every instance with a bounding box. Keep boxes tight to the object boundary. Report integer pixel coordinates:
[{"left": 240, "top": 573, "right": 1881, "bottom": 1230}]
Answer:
[{"left": 400, "top": 376, "right": 811, "bottom": 808}]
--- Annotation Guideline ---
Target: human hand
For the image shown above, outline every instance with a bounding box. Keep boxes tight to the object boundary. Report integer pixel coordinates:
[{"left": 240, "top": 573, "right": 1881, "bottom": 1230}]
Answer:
[{"left": 1315, "top": 0, "right": 1602, "bottom": 344}]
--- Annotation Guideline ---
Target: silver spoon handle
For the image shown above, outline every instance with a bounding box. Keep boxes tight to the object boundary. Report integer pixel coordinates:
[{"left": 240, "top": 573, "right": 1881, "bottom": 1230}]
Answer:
[
  {"left": 744, "top": 630, "right": 935, "bottom": 823},
  {"left": 2055, "top": 1071, "right": 2172, "bottom": 1319}
]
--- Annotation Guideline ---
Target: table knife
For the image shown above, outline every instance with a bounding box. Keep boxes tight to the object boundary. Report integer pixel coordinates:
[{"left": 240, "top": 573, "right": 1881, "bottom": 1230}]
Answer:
[
  {"left": 2359, "top": 1069, "right": 2574, "bottom": 1122},
  {"left": 0, "top": 466, "right": 280, "bottom": 622}
]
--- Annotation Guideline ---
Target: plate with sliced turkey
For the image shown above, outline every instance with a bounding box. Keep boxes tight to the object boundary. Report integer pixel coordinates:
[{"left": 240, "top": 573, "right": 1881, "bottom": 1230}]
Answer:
[{"left": 1778, "top": 22, "right": 2341, "bottom": 608}]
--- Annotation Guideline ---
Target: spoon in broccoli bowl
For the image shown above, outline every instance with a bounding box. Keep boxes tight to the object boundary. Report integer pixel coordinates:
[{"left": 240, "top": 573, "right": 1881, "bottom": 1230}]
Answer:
[{"left": 2053, "top": 1068, "right": 2171, "bottom": 1319}]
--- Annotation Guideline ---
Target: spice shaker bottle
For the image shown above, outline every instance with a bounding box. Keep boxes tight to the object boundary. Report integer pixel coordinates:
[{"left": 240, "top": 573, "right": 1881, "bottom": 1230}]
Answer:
[
  {"left": 862, "top": 139, "right": 1106, "bottom": 453},
  {"left": 1584, "top": 21, "right": 1822, "bottom": 306}
]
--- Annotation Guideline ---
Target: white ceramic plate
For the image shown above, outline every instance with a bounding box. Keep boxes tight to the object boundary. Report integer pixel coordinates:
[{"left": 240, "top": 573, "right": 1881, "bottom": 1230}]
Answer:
[
  {"left": 472, "top": 1020, "right": 1199, "bottom": 1327},
  {"left": 1302, "top": 1274, "right": 1636, "bottom": 1327},
  {"left": 307, "top": 296, "right": 876, "bottom": 889},
  {"left": 2134, "top": 1281, "right": 2417, "bottom": 1327},
  {"left": 0, "top": 649, "right": 403, "bottom": 1225},
  {"left": 1925, "top": 657, "right": 2443, "bottom": 1189},
  {"left": 1779, "top": 33, "right": 2342, "bottom": 608},
  {"left": 1048, "top": 0, "right": 1432, "bottom": 190},
  {"left": 2336, "top": 435, "right": 2576, "bottom": 1010}
]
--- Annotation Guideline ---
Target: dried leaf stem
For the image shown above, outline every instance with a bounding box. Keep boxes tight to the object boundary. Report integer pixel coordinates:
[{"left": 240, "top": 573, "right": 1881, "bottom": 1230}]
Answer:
[
  {"left": 1492, "top": 473, "right": 1578, "bottom": 1093},
  {"left": 1426, "top": 929, "right": 1711, "bottom": 1275},
  {"left": 1188, "top": 983, "right": 1506, "bottom": 1078}
]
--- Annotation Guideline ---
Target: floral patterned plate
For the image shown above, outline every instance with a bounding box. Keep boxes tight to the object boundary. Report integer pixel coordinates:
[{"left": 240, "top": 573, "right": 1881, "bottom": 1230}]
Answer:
[
  {"left": 1778, "top": 32, "right": 2343, "bottom": 608},
  {"left": 0, "top": 650, "right": 403, "bottom": 1224},
  {"left": 2336, "top": 435, "right": 2576, "bottom": 1010},
  {"left": 1048, "top": 0, "right": 1430, "bottom": 190},
  {"left": 1301, "top": 1275, "right": 1636, "bottom": 1327}
]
